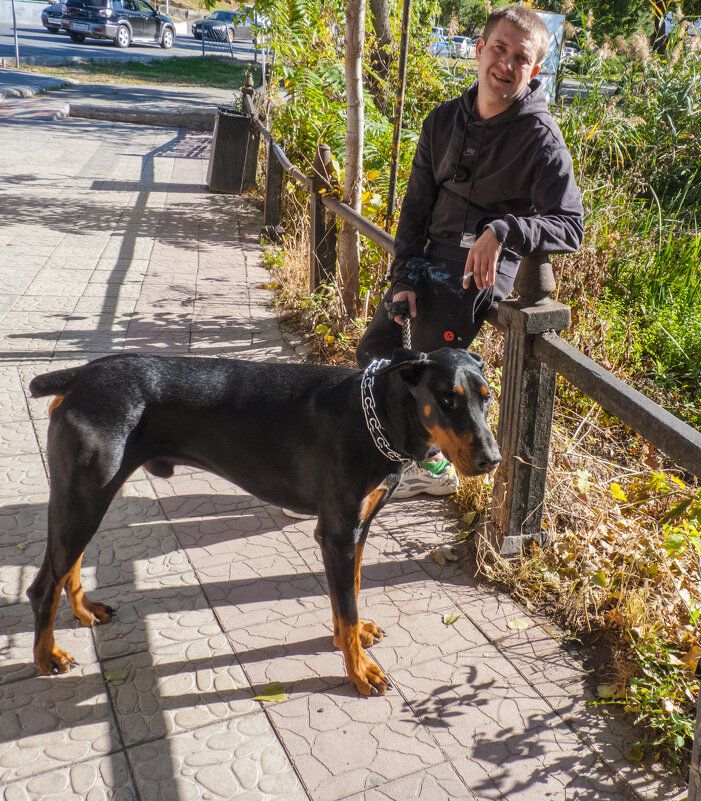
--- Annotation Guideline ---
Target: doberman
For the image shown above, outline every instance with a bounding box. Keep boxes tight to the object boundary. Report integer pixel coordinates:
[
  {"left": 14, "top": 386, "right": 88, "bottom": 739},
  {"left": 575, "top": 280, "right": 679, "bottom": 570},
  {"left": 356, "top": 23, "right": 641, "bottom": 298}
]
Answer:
[{"left": 27, "top": 347, "right": 500, "bottom": 696}]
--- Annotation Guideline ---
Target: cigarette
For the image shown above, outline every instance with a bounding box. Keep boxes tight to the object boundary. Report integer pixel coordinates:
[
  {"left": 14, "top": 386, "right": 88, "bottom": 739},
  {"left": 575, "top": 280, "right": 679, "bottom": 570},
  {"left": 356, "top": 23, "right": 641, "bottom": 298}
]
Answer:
[{"left": 462, "top": 272, "right": 473, "bottom": 284}]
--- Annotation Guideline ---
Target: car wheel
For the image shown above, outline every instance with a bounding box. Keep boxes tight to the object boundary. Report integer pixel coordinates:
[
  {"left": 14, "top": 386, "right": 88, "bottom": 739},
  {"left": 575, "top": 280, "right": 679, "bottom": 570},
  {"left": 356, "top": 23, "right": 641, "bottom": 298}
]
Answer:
[
  {"left": 114, "top": 24, "right": 130, "bottom": 48},
  {"left": 227, "top": 27, "right": 234, "bottom": 43},
  {"left": 160, "top": 27, "right": 174, "bottom": 48},
  {"left": 69, "top": 31, "right": 85, "bottom": 42},
  {"left": 48, "top": 26, "right": 59, "bottom": 34},
  {"left": 193, "top": 32, "right": 200, "bottom": 40}
]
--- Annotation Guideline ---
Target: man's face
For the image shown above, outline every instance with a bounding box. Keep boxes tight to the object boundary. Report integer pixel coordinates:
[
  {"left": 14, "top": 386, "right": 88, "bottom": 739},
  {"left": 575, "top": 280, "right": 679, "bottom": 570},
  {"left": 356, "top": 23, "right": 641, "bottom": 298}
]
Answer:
[{"left": 475, "top": 19, "right": 541, "bottom": 114}]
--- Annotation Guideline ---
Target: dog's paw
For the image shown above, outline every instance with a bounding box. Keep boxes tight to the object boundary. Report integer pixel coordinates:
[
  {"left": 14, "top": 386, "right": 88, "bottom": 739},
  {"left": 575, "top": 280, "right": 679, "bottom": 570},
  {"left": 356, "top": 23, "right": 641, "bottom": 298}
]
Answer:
[
  {"left": 35, "top": 645, "right": 76, "bottom": 675},
  {"left": 350, "top": 653, "right": 389, "bottom": 697},
  {"left": 73, "top": 599, "right": 114, "bottom": 627},
  {"left": 358, "top": 619, "right": 383, "bottom": 648}
]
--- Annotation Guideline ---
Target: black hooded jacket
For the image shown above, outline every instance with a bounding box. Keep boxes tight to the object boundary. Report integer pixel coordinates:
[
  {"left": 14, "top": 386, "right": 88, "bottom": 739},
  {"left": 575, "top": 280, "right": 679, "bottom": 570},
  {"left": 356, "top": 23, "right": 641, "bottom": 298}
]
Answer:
[{"left": 391, "top": 79, "right": 584, "bottom": 291}]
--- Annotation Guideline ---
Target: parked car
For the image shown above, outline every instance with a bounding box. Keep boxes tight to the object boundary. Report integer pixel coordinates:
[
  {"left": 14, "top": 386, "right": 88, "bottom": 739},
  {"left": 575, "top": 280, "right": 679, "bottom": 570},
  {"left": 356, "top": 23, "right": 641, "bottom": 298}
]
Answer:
[
  {"left": 61, "top": 0, "right": 176, "bottom": 48},
  {"left": 41, "top": 1, "right": 65, "bottom": 33},
  {"left": 192, "top": 9, "right": 238, "bottom": 42},
  {"left": 430, "top": 36, "right": 454, "bottom": 57}
]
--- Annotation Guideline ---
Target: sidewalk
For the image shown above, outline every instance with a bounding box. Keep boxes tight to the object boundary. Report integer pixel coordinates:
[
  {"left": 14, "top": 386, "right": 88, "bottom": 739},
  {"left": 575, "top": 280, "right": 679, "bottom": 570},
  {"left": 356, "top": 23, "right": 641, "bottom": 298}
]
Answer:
[{"left": 0, "top": 83, "right": 686, "bottom": 801}]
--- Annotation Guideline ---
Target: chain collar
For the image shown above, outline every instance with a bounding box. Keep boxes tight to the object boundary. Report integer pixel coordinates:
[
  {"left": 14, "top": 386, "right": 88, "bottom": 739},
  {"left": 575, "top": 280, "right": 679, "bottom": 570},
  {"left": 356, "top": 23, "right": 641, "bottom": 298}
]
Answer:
[{"left": 360, "top": 360, "right": 414, "bottom": 465}]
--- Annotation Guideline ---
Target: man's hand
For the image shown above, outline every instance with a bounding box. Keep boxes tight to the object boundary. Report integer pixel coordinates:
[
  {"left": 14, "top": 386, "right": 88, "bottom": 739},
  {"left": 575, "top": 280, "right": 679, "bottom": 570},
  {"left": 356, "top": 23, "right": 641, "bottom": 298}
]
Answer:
[
  {"left": 463, "top": 228, "right": 502, "bottom": 290},
  {"left": 391, "top": 290, "right": 417, "bottom": 325}
]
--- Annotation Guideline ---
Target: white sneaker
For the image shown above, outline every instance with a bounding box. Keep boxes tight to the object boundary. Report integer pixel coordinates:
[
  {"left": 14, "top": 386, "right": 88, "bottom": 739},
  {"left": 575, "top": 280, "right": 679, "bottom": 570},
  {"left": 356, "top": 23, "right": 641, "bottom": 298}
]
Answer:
[
  {"left": 392, "top": 460, "right": 459, "bottom": 499},
  {"left": 281, "top": 508, "right": 316, "bottom": 520}
]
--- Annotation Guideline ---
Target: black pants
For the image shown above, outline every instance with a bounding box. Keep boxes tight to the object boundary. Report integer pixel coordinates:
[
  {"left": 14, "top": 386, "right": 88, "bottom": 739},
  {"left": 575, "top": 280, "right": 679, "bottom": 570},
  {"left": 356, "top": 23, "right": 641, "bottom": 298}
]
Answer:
[{"left": 356, "top": 246, "right": 515, "bottom": 368}]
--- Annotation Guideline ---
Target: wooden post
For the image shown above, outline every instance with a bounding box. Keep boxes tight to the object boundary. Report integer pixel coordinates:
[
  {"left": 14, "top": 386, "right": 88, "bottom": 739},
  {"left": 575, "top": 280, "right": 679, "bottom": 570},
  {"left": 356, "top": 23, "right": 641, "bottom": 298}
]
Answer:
[
  {"left": 308, "top": 143, "right": 337, "bottom": 293},
  {"left": 262, "top": 137, "right": 284, "bottom": 242},
  {"left": 489, "top": 254, "right": 571, "bottom": 556}
]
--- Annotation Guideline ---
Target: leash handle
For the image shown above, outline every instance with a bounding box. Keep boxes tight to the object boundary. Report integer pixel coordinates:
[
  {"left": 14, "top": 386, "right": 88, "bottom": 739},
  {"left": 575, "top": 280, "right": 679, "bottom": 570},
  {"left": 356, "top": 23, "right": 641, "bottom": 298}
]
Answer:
[{"left": 384, "top": 299, "right": 413, "bottom": 350}]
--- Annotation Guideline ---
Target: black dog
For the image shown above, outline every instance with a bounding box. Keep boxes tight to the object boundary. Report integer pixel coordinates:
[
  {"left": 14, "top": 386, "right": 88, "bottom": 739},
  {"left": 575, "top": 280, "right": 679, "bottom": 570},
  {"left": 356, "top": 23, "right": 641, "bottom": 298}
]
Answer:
[{"left": 27, "top": 348, "right": 500, "bottom": 696}]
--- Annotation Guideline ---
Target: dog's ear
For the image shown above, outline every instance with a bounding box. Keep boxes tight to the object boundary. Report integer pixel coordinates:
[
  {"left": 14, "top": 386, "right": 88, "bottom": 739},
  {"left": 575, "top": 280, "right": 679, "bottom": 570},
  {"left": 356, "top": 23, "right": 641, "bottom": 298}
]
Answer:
[
  {"left": 389, "top": 347, "right": 420, "bottom": 365},
  {"left": 466, "top": 351, "right": 485, "bottom": 372},
  {"left": 389, "top": 348, "right": 431, "bottom": 386}
]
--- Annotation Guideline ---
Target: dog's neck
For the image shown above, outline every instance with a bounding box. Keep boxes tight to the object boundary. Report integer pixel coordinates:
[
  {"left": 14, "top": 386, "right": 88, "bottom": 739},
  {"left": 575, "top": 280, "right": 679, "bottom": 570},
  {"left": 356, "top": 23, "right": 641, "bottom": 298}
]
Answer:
[{"left": 365, "top": 365, "right": 432, "bottom": 463}]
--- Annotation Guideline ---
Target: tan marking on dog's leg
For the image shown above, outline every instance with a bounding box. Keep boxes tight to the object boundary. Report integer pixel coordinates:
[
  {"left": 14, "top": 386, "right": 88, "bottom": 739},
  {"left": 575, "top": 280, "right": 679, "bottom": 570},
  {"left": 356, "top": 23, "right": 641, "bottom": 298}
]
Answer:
[
  {"left": 336, "top": 619, "right": 388, "bottom": 696},
  {"left": 64, "top": 554, "right": 113, "bottom": 626},
  {"left": 353, "top": 542, "right": 383, "bottom": 647},
  {"left": 34, "top": 576, "right": 75, "bottom": 675}
]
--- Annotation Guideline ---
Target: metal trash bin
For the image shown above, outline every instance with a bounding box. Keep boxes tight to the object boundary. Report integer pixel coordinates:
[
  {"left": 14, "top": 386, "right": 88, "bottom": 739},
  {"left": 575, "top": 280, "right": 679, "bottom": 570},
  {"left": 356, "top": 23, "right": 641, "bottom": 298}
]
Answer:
[{"left": 206, "top": 106, "right": 259, "bottom": 194}]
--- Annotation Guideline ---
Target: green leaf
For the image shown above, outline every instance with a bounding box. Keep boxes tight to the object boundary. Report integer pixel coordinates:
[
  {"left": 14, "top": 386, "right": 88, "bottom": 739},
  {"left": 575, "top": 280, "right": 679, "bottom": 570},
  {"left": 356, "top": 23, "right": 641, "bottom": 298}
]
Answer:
[
  {"left": 442, "top": 613, "right": 462, "bottom": 626},
  {"left": 627, "top": 743, "right": 645, "bottom": 762},
  {"left": 591, "top": 571, "right": 608, "bottom": 588},
  {"left": 658, "top": 498, "right": 693, "bottom": 525},
  {"left": 663, "top": 531, "right": 686, "bottom": 556},
  {"left": 507, "top": 617, "right": 530, "bottom": 631},
  {"left": 461, "top": 510, "right": 479, "bottom": 526},
  {"left": 253, "top": 683, "right": 287, "bottom": 703},
  {"left": 103, "top": 667, "right": 128, "bottom": 683}
]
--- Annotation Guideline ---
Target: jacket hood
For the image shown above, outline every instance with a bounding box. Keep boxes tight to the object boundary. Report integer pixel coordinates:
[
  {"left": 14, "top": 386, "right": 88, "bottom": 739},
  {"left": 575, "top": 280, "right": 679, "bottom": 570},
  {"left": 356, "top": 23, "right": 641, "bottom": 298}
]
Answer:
[{"left": 459, "top": 78, "right": 548, "bottom": 125}]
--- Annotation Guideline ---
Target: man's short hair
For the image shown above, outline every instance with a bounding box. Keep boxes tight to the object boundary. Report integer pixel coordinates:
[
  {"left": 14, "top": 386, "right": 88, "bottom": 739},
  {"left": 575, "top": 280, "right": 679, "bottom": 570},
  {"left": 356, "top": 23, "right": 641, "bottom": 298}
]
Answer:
[{"left": 483, "top": 5, "right": 550, "bottom": 64}]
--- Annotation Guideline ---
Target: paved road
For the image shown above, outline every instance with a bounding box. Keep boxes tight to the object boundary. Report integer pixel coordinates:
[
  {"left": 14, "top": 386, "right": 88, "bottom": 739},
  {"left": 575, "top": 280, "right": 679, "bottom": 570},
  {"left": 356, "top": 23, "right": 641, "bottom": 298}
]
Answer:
[{"left": 0, "top": 22, "right": 261, "bottom": 63}]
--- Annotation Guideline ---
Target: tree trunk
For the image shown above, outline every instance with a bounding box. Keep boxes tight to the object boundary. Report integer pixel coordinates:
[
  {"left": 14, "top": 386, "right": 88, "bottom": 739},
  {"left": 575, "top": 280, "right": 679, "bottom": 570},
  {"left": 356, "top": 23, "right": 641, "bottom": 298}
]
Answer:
[
  {"left": 368, "top": 0, "right": 392, "bottom": 111},
  {"left": 339, "top": 0, "right": 365, "bottom": 316}
]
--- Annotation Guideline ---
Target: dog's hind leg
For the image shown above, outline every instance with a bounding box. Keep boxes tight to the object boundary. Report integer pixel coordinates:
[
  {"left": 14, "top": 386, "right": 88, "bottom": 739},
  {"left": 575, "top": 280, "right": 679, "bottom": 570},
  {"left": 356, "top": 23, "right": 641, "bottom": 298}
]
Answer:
[
  {"left": 64, "top": 552, "right": 114, "bottom": 627},
  {"left": 28, "top": 471, "right": 124, "bottom": 675}
]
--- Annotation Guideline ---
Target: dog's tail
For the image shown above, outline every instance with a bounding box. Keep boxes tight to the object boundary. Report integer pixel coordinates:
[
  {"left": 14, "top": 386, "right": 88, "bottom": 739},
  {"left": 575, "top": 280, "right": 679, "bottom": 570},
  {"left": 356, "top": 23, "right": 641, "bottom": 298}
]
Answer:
[{"left": 29, "top": 366, "right": 82, "bottom": 399}]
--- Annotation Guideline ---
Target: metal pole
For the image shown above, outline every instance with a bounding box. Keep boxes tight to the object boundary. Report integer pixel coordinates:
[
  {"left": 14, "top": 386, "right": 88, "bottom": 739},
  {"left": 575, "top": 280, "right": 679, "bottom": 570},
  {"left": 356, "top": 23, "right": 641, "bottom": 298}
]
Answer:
[
  {"left": 384, "top": 0, "right": 412, "bottom": 233},
  {"left": 11, "top": 0, "right": 20, "bottom": 68}
]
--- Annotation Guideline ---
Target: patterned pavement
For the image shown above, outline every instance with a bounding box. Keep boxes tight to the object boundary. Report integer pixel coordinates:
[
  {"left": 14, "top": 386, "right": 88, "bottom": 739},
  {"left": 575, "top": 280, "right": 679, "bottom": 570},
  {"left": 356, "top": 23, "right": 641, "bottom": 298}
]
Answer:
[{"left": 0, "top": 90, "right": 687, "bottom": 800}]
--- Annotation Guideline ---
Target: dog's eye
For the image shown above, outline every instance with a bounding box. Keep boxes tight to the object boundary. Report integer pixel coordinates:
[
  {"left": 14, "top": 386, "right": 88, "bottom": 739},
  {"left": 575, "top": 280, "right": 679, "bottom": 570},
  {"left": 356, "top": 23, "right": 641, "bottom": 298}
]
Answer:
[{"left": 440, "top": 395, "right": 457, "bottom": 410}]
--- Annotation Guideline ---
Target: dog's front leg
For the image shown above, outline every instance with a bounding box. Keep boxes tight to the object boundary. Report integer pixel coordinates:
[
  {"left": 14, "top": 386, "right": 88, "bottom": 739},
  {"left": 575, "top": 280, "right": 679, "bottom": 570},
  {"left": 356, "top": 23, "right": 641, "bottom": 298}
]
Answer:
[{"left": 316, "top": 526, "right": 389, "bottom": 696}]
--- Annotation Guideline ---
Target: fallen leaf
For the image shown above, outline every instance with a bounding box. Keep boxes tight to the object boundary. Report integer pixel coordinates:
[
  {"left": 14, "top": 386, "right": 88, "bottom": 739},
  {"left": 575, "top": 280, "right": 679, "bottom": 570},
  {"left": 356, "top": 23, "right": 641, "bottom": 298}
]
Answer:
[
  {"left": 431, "top": 546, "right": 458, "bottom": 566},
  {"left": 442, "top": 613, "right": 462, "bottom": 626},
  {"left": 16, "top": 542, "right": 27, "bottom": 551},
  {"left": 591, "top": 571, "right": 608, "bottom": 588},
  {"left": 597, "top": 683, "right": 617, "bottom": 698},
  {"left": 253, "top": 683, "right": 286, "bottom": 703},
  {"left": 461, "top": 510, "right": 479, "bottom": 526},
  {"left": 627, "top": 743, "right": 644, "bottom": 762},
  {"left": 574, "top": 469, "right": 592, "bottom": 497},
  {"left": 679, "top": 645, "right": 701, "bottom": 672},
  {"left": 603, "top": 609, "right": 625, "bottom": 628},
  {"left": 103, "top": 667, "right": 128, "bottom": 683},
  {"left": 507, "top": 617, "right": 530, "bottom": 631},
  {"left": 257, "top": 282, "right": 281, "bottom": 291}
]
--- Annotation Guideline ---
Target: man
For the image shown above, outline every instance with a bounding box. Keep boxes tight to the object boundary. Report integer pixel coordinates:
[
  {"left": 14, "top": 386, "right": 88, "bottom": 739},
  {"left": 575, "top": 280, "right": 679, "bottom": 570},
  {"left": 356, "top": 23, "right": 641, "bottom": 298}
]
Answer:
[{"left": 357, "top": 4, "right": 584, "bottom": 498}]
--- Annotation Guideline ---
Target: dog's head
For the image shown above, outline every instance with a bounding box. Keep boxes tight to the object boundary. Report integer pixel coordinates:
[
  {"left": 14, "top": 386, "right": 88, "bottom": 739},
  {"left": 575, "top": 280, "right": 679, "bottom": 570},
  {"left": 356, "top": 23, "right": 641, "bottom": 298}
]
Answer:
[{"left": 389, "top": 347, "right": 501, "bottom": 476}]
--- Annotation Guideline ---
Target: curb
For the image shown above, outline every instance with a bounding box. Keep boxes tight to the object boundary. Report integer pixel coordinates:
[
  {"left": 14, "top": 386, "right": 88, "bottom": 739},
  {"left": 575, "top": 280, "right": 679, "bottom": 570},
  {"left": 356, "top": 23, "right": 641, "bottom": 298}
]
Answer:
[
  {"left": 0, "top": 75, "right": 76, "bottom": 102},
  {"left": 68, "top": 102, "right": 218, "bottom": 130}
]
